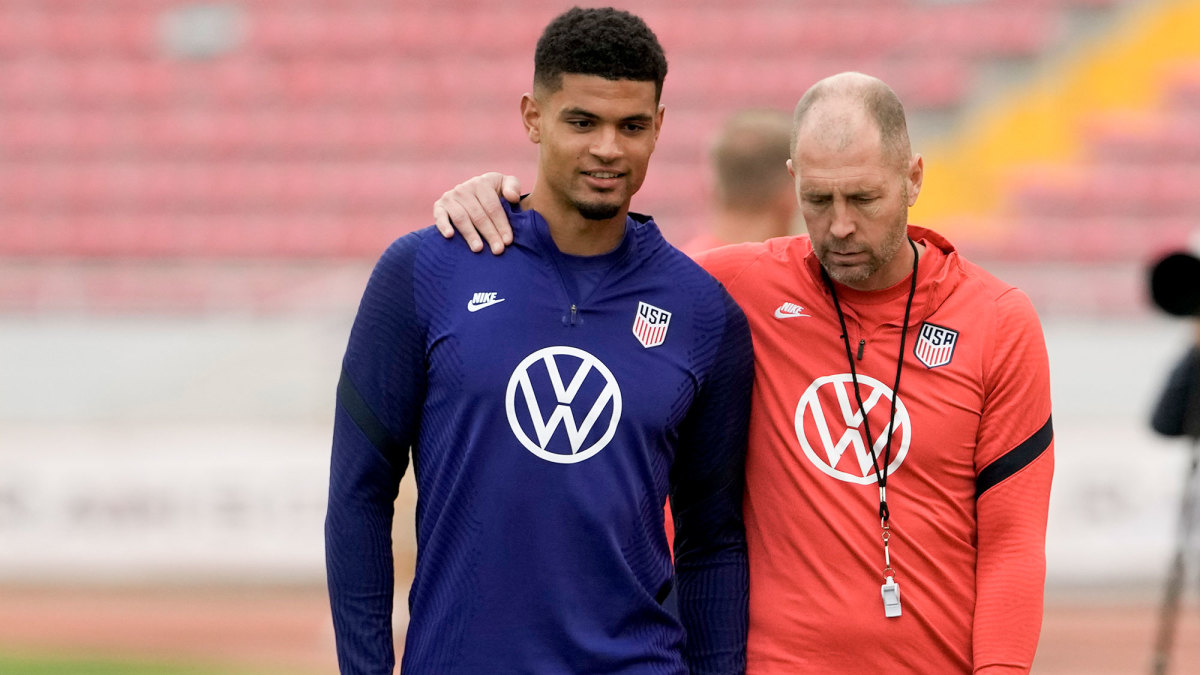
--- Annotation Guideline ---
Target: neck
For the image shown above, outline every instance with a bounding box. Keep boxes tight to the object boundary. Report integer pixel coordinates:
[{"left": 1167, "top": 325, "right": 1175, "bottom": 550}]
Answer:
[
  {"left": 710, "top": 208, "right": 791, "bottom": 244},
  {"left": 523, "top": 191, "right": 628, "bottom": 256}
]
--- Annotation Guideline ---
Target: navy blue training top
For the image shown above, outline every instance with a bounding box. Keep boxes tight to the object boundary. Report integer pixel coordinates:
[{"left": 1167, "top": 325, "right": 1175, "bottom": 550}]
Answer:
[{"left": 327, "top": 203, "right": 753, "bottom": 674}]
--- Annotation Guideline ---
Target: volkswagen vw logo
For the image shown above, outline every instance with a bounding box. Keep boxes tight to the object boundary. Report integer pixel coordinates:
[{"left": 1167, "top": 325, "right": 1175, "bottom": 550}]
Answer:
[
  {"left": 505, "top": 346, "right": 622, "bottom": 464},
  {"left": 794, "top": 373, "right": 911, "bottom": 484}
]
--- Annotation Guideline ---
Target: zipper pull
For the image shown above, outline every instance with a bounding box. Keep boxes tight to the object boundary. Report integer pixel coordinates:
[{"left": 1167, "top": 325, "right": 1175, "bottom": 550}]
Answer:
[
  {"left": 562, "top": 304, "right": 579, "bottom": 326},
  {"left": 857, "top": 339, "right": 866, "bottom": 361}
]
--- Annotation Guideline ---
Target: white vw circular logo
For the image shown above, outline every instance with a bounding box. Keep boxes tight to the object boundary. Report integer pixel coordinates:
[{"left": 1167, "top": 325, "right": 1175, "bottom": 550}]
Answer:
[
  {"left": 505, "top": 346, "right": 623, "bottom": 464},
  {"left": 794, "top": 373, "right": 911, "bottom": 484}
]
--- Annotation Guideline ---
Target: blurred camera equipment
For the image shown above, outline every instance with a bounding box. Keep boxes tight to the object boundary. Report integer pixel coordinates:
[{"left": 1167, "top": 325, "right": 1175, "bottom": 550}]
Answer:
[{"left": 1150, "top": 251, "right": 1200, "bottom": 316}]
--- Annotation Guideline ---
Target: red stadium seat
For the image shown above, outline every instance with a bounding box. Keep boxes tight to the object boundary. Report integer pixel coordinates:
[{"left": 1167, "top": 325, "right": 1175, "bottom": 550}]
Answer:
[{"left": 0, "top": 0, "right": 1157, "bottom": 313}]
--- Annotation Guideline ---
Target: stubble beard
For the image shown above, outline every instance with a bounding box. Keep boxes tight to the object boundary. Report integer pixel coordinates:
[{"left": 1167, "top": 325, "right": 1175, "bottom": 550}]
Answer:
[
  {"left": 574, "top": 199, "right": 622, "bottom": 221},
  {"left": 819, "top": 209, "right": 908, "bottom": 287}
]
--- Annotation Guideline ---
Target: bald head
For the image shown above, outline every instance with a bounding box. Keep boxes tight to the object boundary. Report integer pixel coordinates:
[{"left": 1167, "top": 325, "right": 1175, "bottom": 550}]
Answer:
[
  {"left": 785, "top": 72, "right": 925, "bottom": 290},
  {"left": 791, "top": 72, "right": 912, "bottom": 169},
  {"left": 710, "top": 108, "right": 794, "bottom": 211}
]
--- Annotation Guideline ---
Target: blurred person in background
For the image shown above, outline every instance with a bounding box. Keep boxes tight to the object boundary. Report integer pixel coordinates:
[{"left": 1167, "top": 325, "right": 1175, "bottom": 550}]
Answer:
[
  {"left": 326, "top": 7, "right": 752, "bottom": 674},
  {"left": 665, "top": 106, "right": 796, "bottom": 614},
  {"left": 680, "top": 108, "right": 799, "bottom": 256},
  {"left": 434, "top": 71, "right": 1055, "bottom": 674}
]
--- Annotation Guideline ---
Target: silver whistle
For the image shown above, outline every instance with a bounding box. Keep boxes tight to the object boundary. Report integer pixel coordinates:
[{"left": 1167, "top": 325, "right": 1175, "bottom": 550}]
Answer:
[{"left": 881, "top": 575, "right": 902, "bottom": 618}]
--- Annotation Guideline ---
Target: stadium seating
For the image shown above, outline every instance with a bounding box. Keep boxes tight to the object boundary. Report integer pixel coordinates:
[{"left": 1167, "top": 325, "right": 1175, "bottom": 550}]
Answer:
[
  {"left": 0, "top": 0, "right": 1154, "bottom": 312},
  {"left": 940, "top": 54, "right": 1200, "bottom": 316},
  {"left": 997, "top": 62, "right": 1200, "bottom": 259}
]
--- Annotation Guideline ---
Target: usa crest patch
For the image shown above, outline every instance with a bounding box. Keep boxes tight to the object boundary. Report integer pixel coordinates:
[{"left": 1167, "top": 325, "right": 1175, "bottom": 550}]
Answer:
[
  {"left": 632, "top": 301, "right": 671, "bottom": 348},
  {"left": 914, "top": 322, "right": 958, "bottom": 368}
]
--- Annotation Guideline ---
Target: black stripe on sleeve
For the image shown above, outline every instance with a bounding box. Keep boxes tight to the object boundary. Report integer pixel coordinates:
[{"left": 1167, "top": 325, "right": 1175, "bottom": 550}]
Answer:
[
  {"left": 976, "top": 415, "right": 1053, "bottom": 499},
  {"left": 337, "top": 367, "right": 399, "bottom": 454}
]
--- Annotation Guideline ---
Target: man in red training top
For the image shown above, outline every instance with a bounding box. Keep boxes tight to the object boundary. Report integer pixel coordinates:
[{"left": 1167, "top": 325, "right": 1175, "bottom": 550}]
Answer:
[{"left": 434, "top": 71, "right": 1055, "bottom": 674}]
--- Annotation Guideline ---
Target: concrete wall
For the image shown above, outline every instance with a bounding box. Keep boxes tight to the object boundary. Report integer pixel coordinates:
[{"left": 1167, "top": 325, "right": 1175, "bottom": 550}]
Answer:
[{"left": 0, "top": 312, "right": 1193, "bottom": 588}]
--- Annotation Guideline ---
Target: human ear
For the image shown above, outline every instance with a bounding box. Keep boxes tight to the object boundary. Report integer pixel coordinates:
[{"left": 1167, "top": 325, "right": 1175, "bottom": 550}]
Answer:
[
  {"left": 906, "top": 154, "right": 924, "bottom": 206},
  {"left": 521, "top": 93, "right": 541, "bottom": 143}
]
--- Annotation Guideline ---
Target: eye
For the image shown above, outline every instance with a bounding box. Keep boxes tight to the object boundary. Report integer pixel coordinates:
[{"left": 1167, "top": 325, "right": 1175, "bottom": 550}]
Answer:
[
  {"left": 568, "top": 119, "right": 594, "bottom": 129},
  {"left": 622, "top": 122, "right": 647, "bottom": 133},
  {"left": 803, "top": 195, "right": 831, "bottom": 206}
]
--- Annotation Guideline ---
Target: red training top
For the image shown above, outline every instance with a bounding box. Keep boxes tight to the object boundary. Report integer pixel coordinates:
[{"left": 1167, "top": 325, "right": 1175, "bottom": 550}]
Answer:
[{"left": 696, "top": 226, "right": 1054, "bottom": 674}]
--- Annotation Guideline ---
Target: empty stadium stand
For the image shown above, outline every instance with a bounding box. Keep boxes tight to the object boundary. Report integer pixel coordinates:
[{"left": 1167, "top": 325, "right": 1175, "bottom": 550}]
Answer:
[
  {"left": 0, "top": 0, "right": 1163, "bottom": 313},
  {"left": 951, "top": 56, "right": 1200, "bottom": 315}
]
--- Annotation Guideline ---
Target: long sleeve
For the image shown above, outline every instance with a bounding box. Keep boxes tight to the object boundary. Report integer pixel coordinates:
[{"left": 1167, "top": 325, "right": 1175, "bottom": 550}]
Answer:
[
  {"left": 1150, "top": 345, "right": 1200, "bottom": 438},
  {"left": 972, "top": 289, "right": 1055, "bottom": 674},
  {"left": 670, "top": 290, "right": 754, "bottom": 675},
  {"left": 326, "top": 234, "right": 427, "bottom": 675}
]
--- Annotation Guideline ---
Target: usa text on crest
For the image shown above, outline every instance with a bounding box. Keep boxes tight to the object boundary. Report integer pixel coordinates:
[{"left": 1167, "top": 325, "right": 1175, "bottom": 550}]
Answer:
[
  {"left": 914, "top": 322, "right": 958, "bottom": 368},
  {"left": 632, "top": 301, "right": 671, "bottom": 348}
]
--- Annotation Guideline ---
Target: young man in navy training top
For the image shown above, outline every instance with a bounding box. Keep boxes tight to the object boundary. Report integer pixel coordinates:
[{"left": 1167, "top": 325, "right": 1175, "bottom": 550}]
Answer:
[{"left": 325, "top": 8, "right": 754, "bottom": 674}]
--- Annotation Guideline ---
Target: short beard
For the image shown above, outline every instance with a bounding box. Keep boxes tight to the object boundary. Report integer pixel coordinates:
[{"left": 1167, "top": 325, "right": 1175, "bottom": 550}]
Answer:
[
  {"left": 575, "top": 200, "right": 621, "bottom": 221},
  {"left": 818, "top": 217, "right": 907, "bottom": 287},
  {"left": 819, "top": 247, "right": 887, "bottom": 286}
]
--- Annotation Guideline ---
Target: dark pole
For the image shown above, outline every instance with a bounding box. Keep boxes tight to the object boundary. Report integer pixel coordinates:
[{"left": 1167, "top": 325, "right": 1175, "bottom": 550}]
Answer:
[{"left": 1151, "top": 438, "right": 1200, "bottom": 675}]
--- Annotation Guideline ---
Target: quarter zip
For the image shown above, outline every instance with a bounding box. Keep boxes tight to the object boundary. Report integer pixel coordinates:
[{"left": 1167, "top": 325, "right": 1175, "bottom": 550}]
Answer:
[{"left": 521, "top": 208, "right": 636, "bottom": 329}]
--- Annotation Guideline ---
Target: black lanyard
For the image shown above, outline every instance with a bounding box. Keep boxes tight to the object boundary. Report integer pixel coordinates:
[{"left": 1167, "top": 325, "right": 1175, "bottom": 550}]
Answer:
[
  {"left": 820, "top": 238, "right": 918, "bottom": 617},
  {"left": 819, "top": 237, "right": 917, "bottom": 523}
]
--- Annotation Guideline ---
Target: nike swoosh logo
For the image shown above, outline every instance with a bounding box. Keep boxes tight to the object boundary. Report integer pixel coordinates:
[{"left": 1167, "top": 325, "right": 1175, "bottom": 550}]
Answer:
[
  {"left": 467, "top": 298, "right": 506, "bottom": 312},
  {"left": 774, "top": 308, "right": 810, "bottom": 319}
]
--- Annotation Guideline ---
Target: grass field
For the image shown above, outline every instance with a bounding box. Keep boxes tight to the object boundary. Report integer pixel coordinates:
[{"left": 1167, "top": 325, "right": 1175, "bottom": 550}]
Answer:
[
  {"left": 0, "top": 586, "right": 337, "bottom": 675},
  {"left": 0, "top": 651, "right": 292, "bottom": 675}
]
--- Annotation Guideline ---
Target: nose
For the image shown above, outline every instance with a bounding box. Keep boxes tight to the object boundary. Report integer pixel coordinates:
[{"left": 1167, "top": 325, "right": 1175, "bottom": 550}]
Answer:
[
  {"left": 589, "top": 126, "right": 622, "bottom": 161},
  {"left": 828, "top": 200, "right": 855, "bottom": 239}
]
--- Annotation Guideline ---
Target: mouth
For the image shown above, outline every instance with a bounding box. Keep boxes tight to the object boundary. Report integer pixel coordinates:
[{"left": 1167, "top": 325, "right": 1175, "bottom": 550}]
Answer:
[
  {"left": 581, "top": 170, "right": 625, "bottom": 188},
  {"left": 825, "top": 250, "right": 868, "bottom": 265}
]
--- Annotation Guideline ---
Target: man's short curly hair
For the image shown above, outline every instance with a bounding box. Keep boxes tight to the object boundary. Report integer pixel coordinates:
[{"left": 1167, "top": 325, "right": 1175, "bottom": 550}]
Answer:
[{"left": 533, "top": 7, "right": 668, "bottom": 101}]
